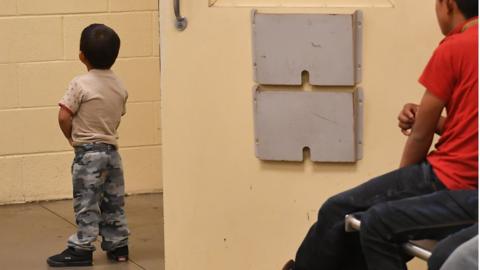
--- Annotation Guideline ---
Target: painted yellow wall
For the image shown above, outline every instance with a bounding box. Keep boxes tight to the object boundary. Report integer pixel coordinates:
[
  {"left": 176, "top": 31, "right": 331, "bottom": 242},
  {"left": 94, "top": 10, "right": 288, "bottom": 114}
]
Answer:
[
  {"left": 160, "top": 0, "right": 443, "bottom": 269},
  {"left": 0, "top": 0, "right": 162, "bottom": 204}
]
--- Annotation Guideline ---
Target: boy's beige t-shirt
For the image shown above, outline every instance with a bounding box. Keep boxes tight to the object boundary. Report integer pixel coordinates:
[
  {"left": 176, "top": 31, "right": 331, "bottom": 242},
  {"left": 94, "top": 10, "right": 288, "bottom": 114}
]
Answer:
[{"left": 59, "top": 69, "right": 128, "bottom": 147}]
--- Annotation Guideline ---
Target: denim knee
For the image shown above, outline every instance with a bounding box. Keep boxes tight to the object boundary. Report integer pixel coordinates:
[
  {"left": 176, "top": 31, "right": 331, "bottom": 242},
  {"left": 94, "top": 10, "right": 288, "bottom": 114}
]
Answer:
[
  {"left": 360, "top": 204, "right": 393, "bottom": 242},
  {"left": 318, "top": 194, "right": 350, "bottom": 220}
]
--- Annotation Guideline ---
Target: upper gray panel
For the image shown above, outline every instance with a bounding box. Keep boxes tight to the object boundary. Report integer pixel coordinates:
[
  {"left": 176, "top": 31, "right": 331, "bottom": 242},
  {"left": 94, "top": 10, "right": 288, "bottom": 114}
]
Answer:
[{"left": 252, "top": 11, "right": 362, "bottom": 86}]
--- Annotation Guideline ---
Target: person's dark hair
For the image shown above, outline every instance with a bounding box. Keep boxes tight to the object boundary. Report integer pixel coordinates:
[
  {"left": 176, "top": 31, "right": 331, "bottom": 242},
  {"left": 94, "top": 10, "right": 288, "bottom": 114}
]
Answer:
[
  {"left": 455, "top": 0, "right": 478, "bottom": 19},
  {"left": 80, "top": 24, "right": 120, "bottom": 69}
]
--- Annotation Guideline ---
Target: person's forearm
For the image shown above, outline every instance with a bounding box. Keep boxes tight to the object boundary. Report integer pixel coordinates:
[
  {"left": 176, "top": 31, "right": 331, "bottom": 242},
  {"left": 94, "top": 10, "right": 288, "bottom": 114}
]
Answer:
[
  {"left": 400, "top": 133, "right": 434, "bottom": 168},
  {"left": 400, "top": 91, "right": 444, "bottom": 168},
  {"left": 58, "top": 107, "right": 73, "bottom": 145},
  {"left": 59, "top": 118, "right": 73, "bottom": 143},
  {"left": 436, "top": 116, "right": 446, "bottom": 135}
]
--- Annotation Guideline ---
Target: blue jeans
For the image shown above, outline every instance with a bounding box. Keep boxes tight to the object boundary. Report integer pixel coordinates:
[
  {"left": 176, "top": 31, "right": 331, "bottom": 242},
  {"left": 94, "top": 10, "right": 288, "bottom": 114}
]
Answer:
[
  {"left": 360, "top": 190, "right": 477, "bottom": 270},
  {"left": 294, "top": 161, "right": 447, "bottom": 270}
]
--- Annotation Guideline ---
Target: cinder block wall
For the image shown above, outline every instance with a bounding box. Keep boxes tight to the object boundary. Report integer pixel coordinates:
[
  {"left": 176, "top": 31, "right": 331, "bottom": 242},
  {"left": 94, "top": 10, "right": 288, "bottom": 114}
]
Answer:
[{"left": 0, "top": 0, "right": 162, "bottom": 204}]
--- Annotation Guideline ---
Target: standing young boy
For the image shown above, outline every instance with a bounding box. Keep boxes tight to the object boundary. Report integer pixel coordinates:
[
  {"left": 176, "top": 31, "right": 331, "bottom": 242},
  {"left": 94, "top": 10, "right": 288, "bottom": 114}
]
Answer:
[
  {"left": 47, "top": 24, "right": 130, "bottom": 267},
  {"left": 283, "top": 0, "right": 478, "bottom": 269}
]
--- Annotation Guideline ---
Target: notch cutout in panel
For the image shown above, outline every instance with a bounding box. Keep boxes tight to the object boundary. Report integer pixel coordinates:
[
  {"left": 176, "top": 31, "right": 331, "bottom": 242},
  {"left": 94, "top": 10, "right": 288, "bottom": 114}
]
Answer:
[
  {"left": 253, "top": 86, "right": 363, "bottom": 162},
  {"left": 252, "top": 11, "right": 363, "bottom": 86}
]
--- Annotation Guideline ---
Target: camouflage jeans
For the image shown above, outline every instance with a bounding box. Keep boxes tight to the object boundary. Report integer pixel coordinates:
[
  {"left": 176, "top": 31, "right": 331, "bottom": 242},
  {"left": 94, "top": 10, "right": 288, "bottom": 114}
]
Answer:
[{"left": 67, "top": 143, "right": 129, "bottom": 252}]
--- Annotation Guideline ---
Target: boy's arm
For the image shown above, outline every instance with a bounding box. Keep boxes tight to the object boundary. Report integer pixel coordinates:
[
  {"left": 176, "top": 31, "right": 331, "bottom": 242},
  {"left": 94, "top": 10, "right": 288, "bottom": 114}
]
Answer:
[
  {"left": 398, "top": 103, "right": 446, "bottom": 135},
  {"left": 399, "top": 90, "right": 445, "bottom": 168},
  {"left": 435, "top": 116, "right": 446, "bottom": 135},
  {"left": 58, "top": 106, "right": 73, "bottom": 146}
]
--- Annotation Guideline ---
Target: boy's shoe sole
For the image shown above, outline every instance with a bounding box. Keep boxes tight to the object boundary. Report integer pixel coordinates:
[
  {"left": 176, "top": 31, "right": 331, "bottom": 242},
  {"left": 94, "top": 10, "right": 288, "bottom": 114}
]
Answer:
[
  {"left": 106, "top": 245, "right": 129, "bottom": 262},
  {"left": 46, "top": 258, "right": 93, "bottom": 267},
  {"left": 107, "top": 253, "right": 129, "bottom": 262}
]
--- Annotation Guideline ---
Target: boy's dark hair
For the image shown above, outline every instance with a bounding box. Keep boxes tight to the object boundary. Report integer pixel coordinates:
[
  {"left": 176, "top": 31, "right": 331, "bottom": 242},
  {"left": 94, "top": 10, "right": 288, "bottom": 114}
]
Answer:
[
  {"left": 455, "top": 0, "right": 478, "bottom": 19},
  {"left": 80, "top": 24, "right": 120, "bottom": 69}
]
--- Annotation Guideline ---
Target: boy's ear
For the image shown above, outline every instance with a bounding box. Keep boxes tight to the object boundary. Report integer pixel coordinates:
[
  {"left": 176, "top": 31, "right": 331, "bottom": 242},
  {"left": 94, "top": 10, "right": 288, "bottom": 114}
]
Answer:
[
  {"left": 79, "top": 51, "right": 86, "bottom": 63},
  {"left": 445, "top": 0, "right": 457, "bottom": 14}
]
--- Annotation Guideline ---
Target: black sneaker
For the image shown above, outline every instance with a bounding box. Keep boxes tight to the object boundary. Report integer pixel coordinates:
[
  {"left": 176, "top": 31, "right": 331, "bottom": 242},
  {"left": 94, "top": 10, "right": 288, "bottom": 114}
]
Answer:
[
  {"left": 107, "top": 245, "right": 129, "bottom": 262},
  {"left": 47, "top": 247, "right": 93, "bottom": 267}
]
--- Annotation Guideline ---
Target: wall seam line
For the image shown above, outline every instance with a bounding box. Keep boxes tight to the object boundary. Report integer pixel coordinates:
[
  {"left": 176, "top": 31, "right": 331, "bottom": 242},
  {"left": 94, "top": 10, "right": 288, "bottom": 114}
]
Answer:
[
  {"left": 0, "top": 10, "right": 157, "bottom": 19},
  {"left": 2, "top": 55, "right": 159, "bottom": 65},
  {"left": 0, "top": 100, "right": 161, "bottom": 112},
  {"left": 0, "top": 144, "right": 163, "bottom": 159}
]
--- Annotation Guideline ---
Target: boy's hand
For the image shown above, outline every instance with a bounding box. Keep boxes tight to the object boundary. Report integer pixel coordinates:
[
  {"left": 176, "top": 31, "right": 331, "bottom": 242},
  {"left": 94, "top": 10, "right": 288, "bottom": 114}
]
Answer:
[
  {"left": 58, "top": 106, "right": 74, "bottom": 147},
  {"left": 398, "top": 103, "right": 419, "bottom": 136}
]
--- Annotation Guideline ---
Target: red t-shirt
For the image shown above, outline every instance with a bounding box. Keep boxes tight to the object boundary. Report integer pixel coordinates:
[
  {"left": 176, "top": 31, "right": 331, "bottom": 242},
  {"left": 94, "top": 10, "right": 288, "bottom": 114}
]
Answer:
[{"left": 419, "top": 18, "right": 478, "bottom": 190}]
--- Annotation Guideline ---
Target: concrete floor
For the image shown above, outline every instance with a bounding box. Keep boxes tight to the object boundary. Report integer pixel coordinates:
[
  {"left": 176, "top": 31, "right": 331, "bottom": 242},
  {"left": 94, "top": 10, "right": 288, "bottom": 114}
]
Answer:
[{"left": 0, "top": 193, "right": 164, "bottom": 270}]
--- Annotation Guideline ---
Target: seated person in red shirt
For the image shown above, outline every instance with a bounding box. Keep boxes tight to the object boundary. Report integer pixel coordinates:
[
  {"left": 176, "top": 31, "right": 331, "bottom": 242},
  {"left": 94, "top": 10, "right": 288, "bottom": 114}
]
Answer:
[{"left": 283, "top": 0, "right": 478, "bottom": 269}]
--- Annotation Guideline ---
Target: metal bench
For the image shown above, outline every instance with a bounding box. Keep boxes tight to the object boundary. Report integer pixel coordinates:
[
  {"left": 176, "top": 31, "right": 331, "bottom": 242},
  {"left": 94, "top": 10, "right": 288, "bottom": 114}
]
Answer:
[{"left": 345, "top": 215, "right": 437, "bottom": 261}]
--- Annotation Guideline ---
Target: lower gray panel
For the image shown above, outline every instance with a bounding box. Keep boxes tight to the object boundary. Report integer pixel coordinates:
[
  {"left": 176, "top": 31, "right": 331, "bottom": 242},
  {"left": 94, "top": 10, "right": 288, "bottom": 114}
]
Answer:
[{"left": 253, "top": 86, "right": 363, "bottom": 162}]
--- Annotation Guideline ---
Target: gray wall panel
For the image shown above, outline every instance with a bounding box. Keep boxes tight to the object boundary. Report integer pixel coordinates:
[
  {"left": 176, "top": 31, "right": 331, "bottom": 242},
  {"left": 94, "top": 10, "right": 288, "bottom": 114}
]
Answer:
[
  {"left": 253, "top": 87, "right": 363, "bottom": 162},
  {"left": 252, "top": 11, "right": 362, "bottom": 86}
]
